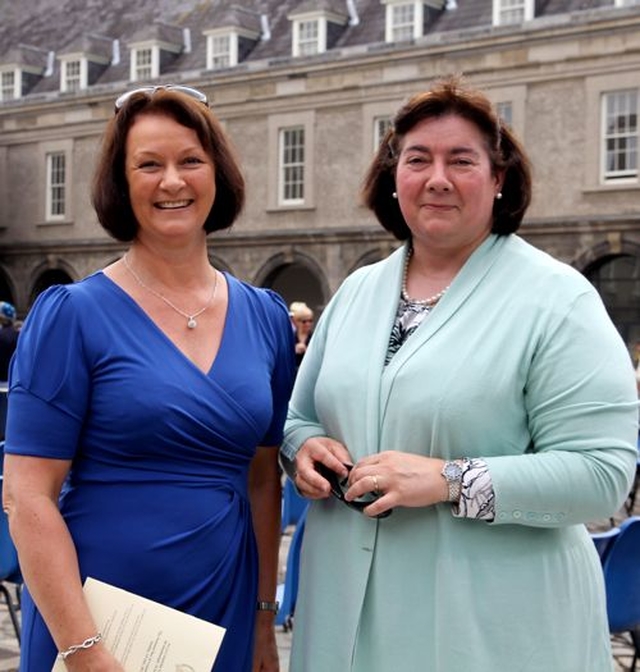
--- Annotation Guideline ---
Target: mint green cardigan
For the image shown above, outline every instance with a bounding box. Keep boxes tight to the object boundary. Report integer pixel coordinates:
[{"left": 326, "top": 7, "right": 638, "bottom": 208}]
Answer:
[{"left": 282, "top": 233, "right": 638, "bottom": 672}]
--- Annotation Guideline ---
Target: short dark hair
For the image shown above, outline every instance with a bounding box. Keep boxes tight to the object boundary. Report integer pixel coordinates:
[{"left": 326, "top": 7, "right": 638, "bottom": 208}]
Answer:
[
  {"left": 92, "top": 88, "right": 245, "bottom": 242},
  {"left": 361, "top": 74, "right": 532, "bottom": 241}
]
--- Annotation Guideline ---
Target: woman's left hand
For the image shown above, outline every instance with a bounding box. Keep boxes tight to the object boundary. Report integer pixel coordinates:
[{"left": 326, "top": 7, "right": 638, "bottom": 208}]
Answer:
[
  {"left": 345, "top": 451, "right": 449, "bottom": 518},
  {"left": 252, "top": 612, "right": 279, "bottom": 671}
]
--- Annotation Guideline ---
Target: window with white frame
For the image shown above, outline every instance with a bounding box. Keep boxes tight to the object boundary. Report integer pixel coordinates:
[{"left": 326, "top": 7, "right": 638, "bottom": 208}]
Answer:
[
  {"left": 390, "top": 3, "right": 415, "bottom": 42},
  {"left": 132, "top": 47, "right": 154, "bottom": 80},
  {"left": 46, "top": 152, "right": 67, "bottom": 220},
  {"left": 0, "top": 70, "right": 16, "bottom": 101},
  {"left": 382, "top": 0, "right": 428, "bottom": 43},
  {"left": 268, "top": 111, "right": 315, "bottom": 210},
  {"left": 496, "top": 101, "right": 513, "bottom": 127},
  {"left": 493, "top": 0, "right": 534, "bottom": 26},
  {"left": 374, "top": 116, "right": 393, "bottom": 151},
  {"left": 602, "top": 89, "right": 638, "bottom": 182},
  {"left": 208, "top": 34, "right": 232, "bottom": 69},
  {"left": 61, "top": 59, "right": 82, "bottom": 93},
  {"left": 280, "top": 127, "right": 305, "bottom": 204},
  {"left": 295, "top": 19, "right": 320, "bottom": 56}
]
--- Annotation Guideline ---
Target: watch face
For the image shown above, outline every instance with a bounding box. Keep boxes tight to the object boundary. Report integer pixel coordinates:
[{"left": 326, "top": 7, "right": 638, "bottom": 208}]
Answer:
[{"left": 443, "top": 462, "right": 463, "bottom": 480}]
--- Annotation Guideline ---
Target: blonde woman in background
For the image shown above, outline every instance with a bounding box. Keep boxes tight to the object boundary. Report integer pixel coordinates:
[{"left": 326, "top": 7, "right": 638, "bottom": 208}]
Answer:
[{"left": 289, "top": 301, "right": 314, "bottom": 371}]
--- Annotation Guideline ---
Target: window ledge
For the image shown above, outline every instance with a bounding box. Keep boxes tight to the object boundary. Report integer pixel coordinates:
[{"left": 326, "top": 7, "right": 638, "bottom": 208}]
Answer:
[
  {"left": 582, "top": 182, "right": 639, "bottom": 195},
  {"left": 266, "top": 204, "right": 316, "bottom": 213},
  {"left": 37, "top": 219, "right": 74, "bottom": 227}
]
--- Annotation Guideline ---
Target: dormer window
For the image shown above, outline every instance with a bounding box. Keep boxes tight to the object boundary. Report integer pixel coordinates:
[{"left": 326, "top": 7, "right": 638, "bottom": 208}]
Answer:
[
  {"left": 287, "top": 6, "right": 348, "bottom": 58},
  {"left": 203, "top": 7, "right": 261, "bottom": 70},
  {"left": 61, "top": 59, "right": 83, "bottom": 92},
  {"left": 381, "top": 0, "right": 441, "bottom": 43},
  {"left": 132, "top": 47, "right": 155, "bottom": 80},
  {"left": 204, "top": 29, "right": 260, "bottom": 70},
  {"left": 57, "top": 35, "right": 112, "bottom": 93},
  {"left": 0, "top": 44, "right": 50, "bottom": 102},
  {"left": 127, "top": 23, "right": 184, "bottom": 82},
  {"left": 0, "top": 70, "right": 17, "bottom": 101},
  {"left": 209, "top": 34, "right": 231, "bottom": 69},
  {"left": 492, "top": 0, "right": 534, "bottom": 26},
  {"left": 390, "top": 3, "right": 415, "bottom": 41},
  {"left": 296, "top": 19, "right": 320, "bottom": 56}
]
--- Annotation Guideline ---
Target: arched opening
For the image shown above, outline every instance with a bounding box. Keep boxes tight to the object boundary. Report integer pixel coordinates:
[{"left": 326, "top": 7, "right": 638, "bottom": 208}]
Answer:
[
  {"left": 30, "top": 269, "right": 74, "bottom": 305},
  {"left": 584, "top": 253, "right": 640, "bottom": 348},
  {"left": 348, "top": 247, "right": 394, "bottom": 275},
  {"left": 263, "top": 261, "right": 325, "bottom": 316},
  {"left": 0, "top": 269, "right": 15, "bottom": 306}
]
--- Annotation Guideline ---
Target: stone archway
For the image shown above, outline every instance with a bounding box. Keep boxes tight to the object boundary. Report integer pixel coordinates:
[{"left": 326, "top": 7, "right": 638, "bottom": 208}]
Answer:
[
  {"left": 0, "top": 267, "right": 16, "bottom": 307},
  {"left": 583, "top": 253, "right": 640, "bottom": 349},
  {"left": 257, "top": 253, "right": 327, "bottom": 318},
  {"left": 348, "top": 245, "right": 396, "bottom": 275},
  {"left": 30, "top": 268, "right": 74, "bottom": 305}
]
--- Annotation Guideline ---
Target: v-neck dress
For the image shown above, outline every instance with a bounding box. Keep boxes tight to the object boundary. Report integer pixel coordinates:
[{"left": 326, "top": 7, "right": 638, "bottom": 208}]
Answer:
[{"left": 5, "top": 271, "right": 296, "bottom": 672}]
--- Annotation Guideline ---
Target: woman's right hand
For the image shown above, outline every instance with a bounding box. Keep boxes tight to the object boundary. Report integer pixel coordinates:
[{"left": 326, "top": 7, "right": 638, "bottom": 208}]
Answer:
[{"left": 293, "top": 436, "right": 351, "bottom": 499}]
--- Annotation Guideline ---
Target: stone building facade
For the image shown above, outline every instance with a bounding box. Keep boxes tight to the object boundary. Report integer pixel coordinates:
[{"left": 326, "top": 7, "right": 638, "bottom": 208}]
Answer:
[{"left": 0, "top": 0, "right": 639, "bottom": 345}]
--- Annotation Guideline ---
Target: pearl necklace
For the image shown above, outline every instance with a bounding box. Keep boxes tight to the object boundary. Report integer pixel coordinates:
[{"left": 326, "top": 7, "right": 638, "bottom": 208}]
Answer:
[
  {"left": 401, "top": 248, "right": 450, "bottom": 307},
  {"left": 123, "top": 253, "right": 218, "bottom": 329}
]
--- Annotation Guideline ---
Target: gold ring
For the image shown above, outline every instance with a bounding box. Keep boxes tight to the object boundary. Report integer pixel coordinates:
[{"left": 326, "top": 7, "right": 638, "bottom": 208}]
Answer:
[{"left": 372, "top": 475, "right": 380, "bottom": 495}]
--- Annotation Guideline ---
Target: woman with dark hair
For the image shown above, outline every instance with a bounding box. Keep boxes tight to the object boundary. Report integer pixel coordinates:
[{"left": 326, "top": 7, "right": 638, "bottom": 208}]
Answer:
[
  {"left": 280, "top": 75, "right": 638, "bottom": 671},
  {"left": 3, "top": 86, "right": 295, "bottom": 672}
]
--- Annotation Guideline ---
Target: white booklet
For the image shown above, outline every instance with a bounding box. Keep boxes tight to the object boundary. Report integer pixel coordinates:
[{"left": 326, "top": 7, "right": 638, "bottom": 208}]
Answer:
[{"left": 52, "top": 577, "right": 226, "bottom": 672}]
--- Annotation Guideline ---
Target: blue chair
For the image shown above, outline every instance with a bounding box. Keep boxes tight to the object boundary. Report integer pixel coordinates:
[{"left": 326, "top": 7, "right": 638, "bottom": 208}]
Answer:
[
  {"left": 591, "top": 526, "right": 621, "bottom": 564},
  {"left": 624, "top": 447, "right": 640, "bottom": 516},
  {"left": 276, "top": 505, "right": 307, "bottom": 632},
  {"left": 0, "top": 474, "right": 21, "bottom": 643},
  {"left": 281, "top": 479, "right": 308, "bottom": 532},
  {"left": 601, "top": 516, "right": 640, "bottom": 670}
]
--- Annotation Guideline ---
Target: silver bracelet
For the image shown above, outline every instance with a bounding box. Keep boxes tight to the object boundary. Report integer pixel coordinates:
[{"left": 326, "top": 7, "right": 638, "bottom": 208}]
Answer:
[{"left": 58, "top": 633, "right": 103, "bottom": 661}]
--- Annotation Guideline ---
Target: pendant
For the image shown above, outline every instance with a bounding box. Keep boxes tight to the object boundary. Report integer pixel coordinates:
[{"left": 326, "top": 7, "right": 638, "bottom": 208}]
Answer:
[{"left": 187, "top": 317, "right": 197, "bottom": 329}]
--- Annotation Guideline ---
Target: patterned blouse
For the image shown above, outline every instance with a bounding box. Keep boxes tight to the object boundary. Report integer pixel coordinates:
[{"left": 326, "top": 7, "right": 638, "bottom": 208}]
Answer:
[{"left": 386, "top": 296, "right": 495, "bottom": 521}]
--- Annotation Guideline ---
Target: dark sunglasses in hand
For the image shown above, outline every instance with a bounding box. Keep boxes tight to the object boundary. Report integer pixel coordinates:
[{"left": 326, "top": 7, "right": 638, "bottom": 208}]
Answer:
[{"left": 315, "top": 462, "right": 392, "bottom": 519}]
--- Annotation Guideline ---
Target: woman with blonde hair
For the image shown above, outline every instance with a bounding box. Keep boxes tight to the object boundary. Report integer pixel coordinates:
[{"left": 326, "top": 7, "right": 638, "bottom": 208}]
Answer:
[{"left": 289, "top": 301, "right": 314, "bottom": 370}]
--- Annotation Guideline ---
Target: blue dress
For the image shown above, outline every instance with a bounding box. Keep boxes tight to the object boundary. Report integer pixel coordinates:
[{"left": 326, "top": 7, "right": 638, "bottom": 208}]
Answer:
[{"left": 5, "top": 271, "right": 296, "bottom": 672}]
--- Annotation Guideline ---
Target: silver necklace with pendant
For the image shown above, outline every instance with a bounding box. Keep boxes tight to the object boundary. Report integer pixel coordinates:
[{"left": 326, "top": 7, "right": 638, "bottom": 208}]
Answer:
[{"left": 123, "top": 253, "right": 218, "bottom": 329}]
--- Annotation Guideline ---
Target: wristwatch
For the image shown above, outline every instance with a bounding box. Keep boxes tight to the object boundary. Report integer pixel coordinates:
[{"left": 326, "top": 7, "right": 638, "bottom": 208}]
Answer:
[
  {"left": 257, "top": 601, "right": 280, "bottom": 613},
  {"left": 441, "top": 459, "right": 465, "bottom": 503}
]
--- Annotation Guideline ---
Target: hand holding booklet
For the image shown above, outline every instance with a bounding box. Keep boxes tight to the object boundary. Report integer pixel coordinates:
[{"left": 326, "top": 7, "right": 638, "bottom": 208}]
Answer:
[{"left": 51, "top": 577, "right": 226, "bottom": 672}]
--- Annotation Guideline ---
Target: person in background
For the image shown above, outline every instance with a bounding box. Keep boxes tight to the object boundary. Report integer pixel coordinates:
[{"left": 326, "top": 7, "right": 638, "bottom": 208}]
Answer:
[
  {"left": 0, "top": 301, "right": 18, "bottom": 381},
  {"left": 3, "top": 85, "right": 295, "bottom": 672},
  {"left": 289, "top": 301, "right": 314, "bottom": 370},
  {"left": 280, "top": 75, "right": 638, "bottom": 672}
]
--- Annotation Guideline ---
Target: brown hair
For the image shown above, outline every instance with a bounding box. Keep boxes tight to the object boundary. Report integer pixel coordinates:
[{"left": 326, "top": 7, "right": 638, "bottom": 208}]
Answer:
[
  {"left": 362, "top": 75, "right": 532, "bottom": 241},
  {"left": 91, "top": 88, "right": 245, "bottom": 242}
]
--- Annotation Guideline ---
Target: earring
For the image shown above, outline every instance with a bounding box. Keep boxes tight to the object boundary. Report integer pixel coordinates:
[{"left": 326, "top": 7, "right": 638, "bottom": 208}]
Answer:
[
  {"left": 392, "top": 191, "right": 398, "bottom": 199},
  {"left": 496, "top": 192, "right": 503, "bottom": 200}
]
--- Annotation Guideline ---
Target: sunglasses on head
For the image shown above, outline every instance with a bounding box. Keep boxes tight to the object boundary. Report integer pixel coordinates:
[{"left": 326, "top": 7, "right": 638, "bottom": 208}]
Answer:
[
  {"left": 315, "top": 462, "right": 392, "bottom": 519},
  {"left": 114, "top": 85, "right": 209, "bottom": 113}
]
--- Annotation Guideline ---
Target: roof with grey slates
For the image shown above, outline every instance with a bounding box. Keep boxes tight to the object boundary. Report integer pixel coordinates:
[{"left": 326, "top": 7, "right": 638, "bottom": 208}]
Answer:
[{"left": 0, "top": 0, "right": 624, "bottom": 96}]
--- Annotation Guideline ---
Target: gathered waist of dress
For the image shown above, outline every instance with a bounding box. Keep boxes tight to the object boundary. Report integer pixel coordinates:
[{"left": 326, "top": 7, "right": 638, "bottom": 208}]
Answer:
[{"left": 66, "top": 458, "right": 250, "bottom": 498}]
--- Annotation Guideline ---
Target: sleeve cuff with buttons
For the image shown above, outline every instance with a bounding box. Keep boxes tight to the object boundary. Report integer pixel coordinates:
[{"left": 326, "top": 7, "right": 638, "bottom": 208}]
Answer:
[{"left": 451, "top": 458, "right": 495, "bottom": 521}]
